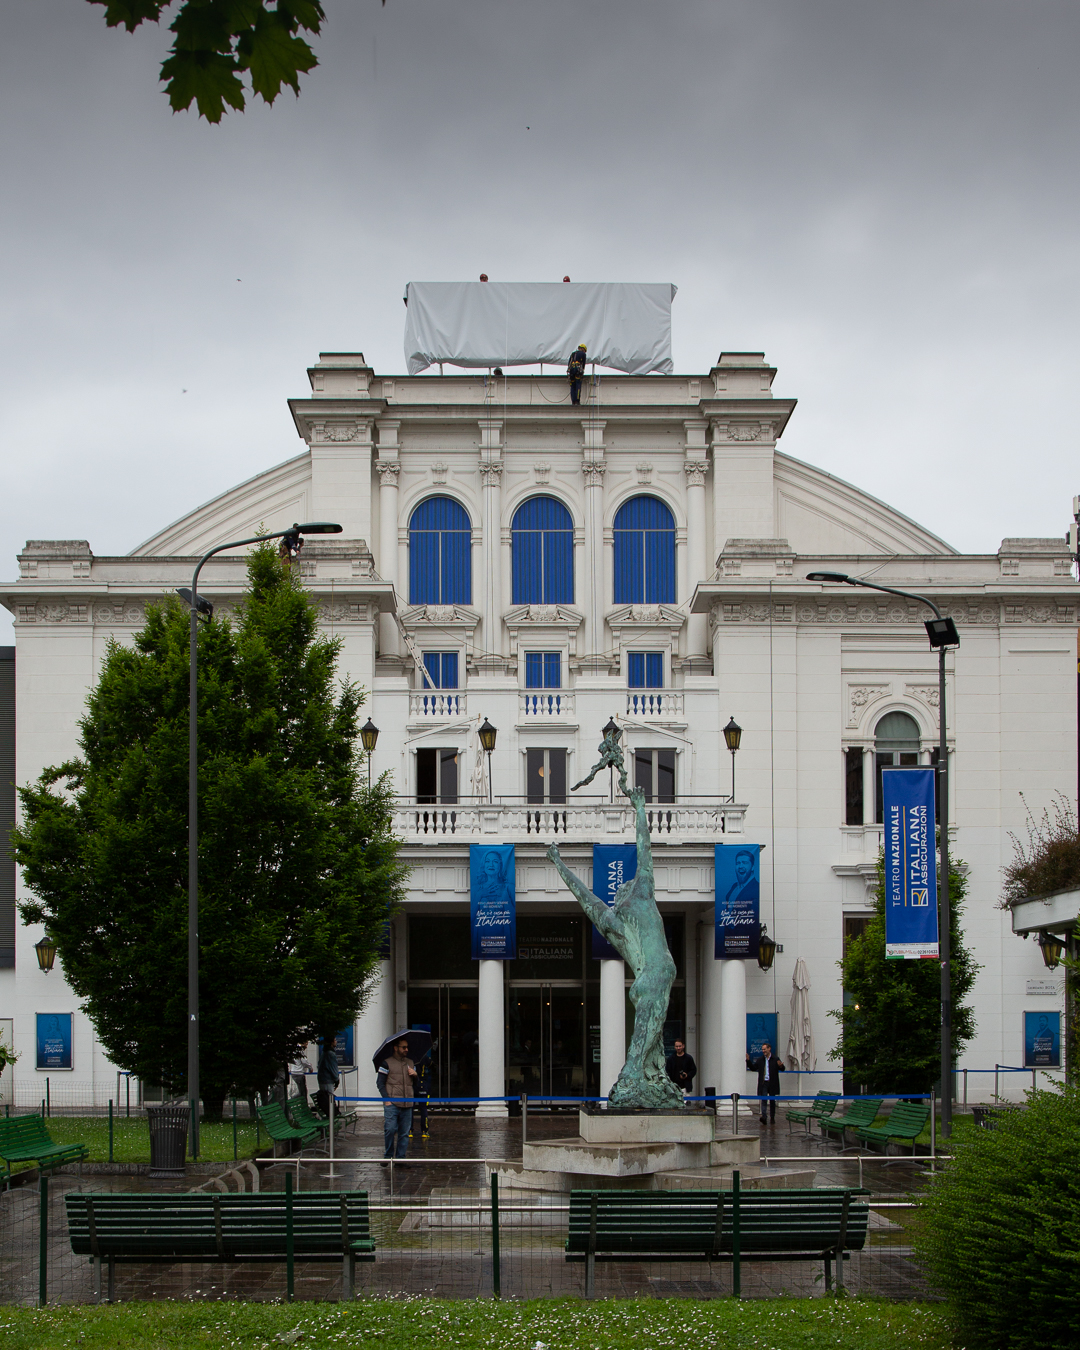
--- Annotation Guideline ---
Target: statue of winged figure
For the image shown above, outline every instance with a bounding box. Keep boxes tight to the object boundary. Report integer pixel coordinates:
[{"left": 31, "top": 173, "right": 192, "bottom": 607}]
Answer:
[{"left": 547, "top": 728, "right": 682, "bottom": 1109}]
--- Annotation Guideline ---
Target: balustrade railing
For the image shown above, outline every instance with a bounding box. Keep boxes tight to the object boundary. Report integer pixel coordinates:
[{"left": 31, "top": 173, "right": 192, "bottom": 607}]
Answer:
[
  {"left": 624, "top": 689, "right": 684, "bottom": 718},
  {"left": 518, "top": 691, "right": 575, "bottom": 718},
  {"left": 409, "top": 690, "right": 466, "bottom": 718},
  {"left": 393, "top": 797, "right": 744, "bottom": 841}
]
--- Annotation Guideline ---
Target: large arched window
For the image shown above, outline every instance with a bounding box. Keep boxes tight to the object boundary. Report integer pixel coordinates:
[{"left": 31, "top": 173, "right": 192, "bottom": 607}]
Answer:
[
  {"left": 511, "top": 496, "right": 574, "bottom": 605},
  {"left": 613, "top": 495, "right": 676, "bottom": 604},
  {"left": 409, "top": 497, "right": 472, "bottom": 605},
  {"left": 873, "top": 711, "right": 921, "bottom": 823}
]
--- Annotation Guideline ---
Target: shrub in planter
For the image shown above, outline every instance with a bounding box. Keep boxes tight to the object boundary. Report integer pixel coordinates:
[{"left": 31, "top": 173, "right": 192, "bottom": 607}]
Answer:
[
  {"left": 1001, "top": 793, "right": 1080, "bottom": 906},
  {"left": 913, "top": 1085, "right": 1080, "bottom": 1350}
]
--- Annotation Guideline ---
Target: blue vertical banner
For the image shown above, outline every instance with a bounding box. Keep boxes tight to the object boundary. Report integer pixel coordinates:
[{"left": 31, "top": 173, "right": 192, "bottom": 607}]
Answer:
[
  {"left": 36, "top": 1012, "right": 73, "bottom": 1070},
  {"left": 883, "top": 767, "right": 940, "bottom": 959},
  {"left": 715, "top": 844, "right": 762, "bottom": 958},
  {"left": 592, "top": 845, "right": 637, "bottom": 958},
  {"left": 470, "top": 844, "right": 516, "bottom": 959},
  {"left": 1024, "top": 1011, "right": 1061, "bottom": 1067}
]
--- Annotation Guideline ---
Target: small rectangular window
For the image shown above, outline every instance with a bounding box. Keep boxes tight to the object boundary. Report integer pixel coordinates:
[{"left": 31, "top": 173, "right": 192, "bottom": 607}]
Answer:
[
  {"left": 526, "top": 748, "right": 567, "bottom": 804},
  {"left": 634, "top": 748, "right": 676, "bottom": 803},
  {"left": 422, "top": 652, "right": 458, "bottom": 689},
  {"left": 845, "top": 747, "right": 864, "bottom": 826},
  {"left": 417, "top": 748, "right": 459, "bottom": 804},
  {"left": 627, "top": 652, "right": 663, "bottom": 689},
  {"left": 524, "top": 652, "right": 561, "bottom": 689}
]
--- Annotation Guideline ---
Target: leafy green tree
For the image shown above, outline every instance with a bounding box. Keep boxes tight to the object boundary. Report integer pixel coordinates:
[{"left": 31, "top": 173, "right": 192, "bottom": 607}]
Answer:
[
  {"left": 828, "top": 854, "right": 978, "bottom": 1094},
  {"left": 13, "top": 545, "right": 406, "bottom": 1118},
  {"left": 91, "top": 1, "right": 328, "bottom": 123}
]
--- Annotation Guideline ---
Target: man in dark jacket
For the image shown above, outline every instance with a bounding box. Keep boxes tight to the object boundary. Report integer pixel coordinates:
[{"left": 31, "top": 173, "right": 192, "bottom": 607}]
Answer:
[
  {"left": 745, "top": 1041, "right": 785, "bottom": 1125},
  {"left": 567, "top": 344, "right": 587, "bottom": 405},
  {"left": 665, "top": 1039, "right": 697, "bottom": 1097}
]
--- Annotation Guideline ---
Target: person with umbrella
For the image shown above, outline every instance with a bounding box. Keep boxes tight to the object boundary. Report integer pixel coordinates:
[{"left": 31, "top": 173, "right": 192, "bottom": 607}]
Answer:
[{"left": 373, "top": 1028, "right": 432, "bottom": 1161}]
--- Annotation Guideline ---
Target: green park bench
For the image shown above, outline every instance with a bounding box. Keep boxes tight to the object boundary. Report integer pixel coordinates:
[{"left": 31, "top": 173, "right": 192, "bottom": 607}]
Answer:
[
  {"left": 785, "top": 1091, "right": 841, "bottom": 1133},
  {"left": 0, "top": 1114, "right": 88, "bottom": 1186},
  {"left": 820, "top": 1097, "right": 884, "bottom": 1144},
  {"left": 565, "top": 1186, "right": 870, "bottom": 1298},
  {"left": 854, "top": 1101, "right": 930, "bottom": 1153},
  {"left": 288, "top": 1095, "right": 330, "bottom": 1138},
  {"left": 66, "top": 1190, "right": 375, "bottom": 1303},
  {"left": 257, "top": 1101, "right": 320, "bottom": 1154}
]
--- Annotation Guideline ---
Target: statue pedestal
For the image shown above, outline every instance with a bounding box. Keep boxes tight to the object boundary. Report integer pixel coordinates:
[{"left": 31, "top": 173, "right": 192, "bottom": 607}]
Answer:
[{"left": 496, "top": 1110, "right": 815, "bottom": 1193}]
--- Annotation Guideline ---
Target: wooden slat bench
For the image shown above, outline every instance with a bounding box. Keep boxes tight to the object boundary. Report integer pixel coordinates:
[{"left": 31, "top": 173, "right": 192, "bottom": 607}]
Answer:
[
  {"left": 66, "top": 1191, "right": 375, "bottom": 1302},
  {"left": 819, "top": 1098, "right": 883, "bottom": 1144},
  {"left": 785, "top": 1092, "right": 841, "bottom": 1133},
  {"left": 287, "top": 1096, "right": 329, "bottom": 1139},
  {"left": 854, "top": 1102, "right": 930, "bottom": 1153},
  {"left": 565, "top": 1185, "right": 870, "bottom": 1297},
  {"left": 0, "top": 1115, "right": 88, "bottom": 1186}
]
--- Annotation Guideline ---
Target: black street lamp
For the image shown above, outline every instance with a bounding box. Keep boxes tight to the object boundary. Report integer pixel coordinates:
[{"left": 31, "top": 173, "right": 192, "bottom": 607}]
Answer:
[
  {"left": 176, "top": 521, "right": 341, "bottom": 1159},
  {"left": 478, "top": 718, "right": 498, "bottom": 802},
  {"left": 808, "top": 569, "right": 960, "bottom": 1135},
  {"left": 757, "top": 923, "right": 777, "bottom": 972},
  {"left": 360, "top": 718, "right": 379, "bottom": 787},
  {"left": 1037, "top": 930, "right": 1065, "bottom": 971},
  {"left": 34, "top": 935, "right": 57, "bottom": 974},
  {"left": 723, "top": 716, "right": 742, "bottom": 801}
]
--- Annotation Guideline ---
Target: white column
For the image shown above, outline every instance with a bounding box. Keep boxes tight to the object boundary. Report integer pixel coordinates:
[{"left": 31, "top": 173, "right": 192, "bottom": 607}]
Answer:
[
  {"left": 376, "top": 426, "right": 401, "bottom": 657},
  {"left": 353, "top": 961, "right": 394, "bottom": 1115},
  {"left": 599, "top": 959, "right": 626, "bottom": 1099},
  {"left": 862, "top": 744, "right": 876, "bottom": 826},
  {"left": 719, "top": 959, "right": 747, "bottom": 1102},
  {"left": 476, "top": 959, "right": 507, "bottom": 1117},
  {"left": 683, "top": 451, "right": 709, "bottom": 658},
  {"left": 699, "top": 935, "right": 723, "bottom": 1097},
  {"left": 479, "top": 455, "right": 504, "bottom": 662},
  {"left": 581, "top": 444, "right": 606, "bottom": 663}
]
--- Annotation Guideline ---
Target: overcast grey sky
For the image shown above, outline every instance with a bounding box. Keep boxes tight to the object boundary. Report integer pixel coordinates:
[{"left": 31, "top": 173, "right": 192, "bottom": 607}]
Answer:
[{"left": 2, "top": 1, "right": 1078, "bottom": 636}]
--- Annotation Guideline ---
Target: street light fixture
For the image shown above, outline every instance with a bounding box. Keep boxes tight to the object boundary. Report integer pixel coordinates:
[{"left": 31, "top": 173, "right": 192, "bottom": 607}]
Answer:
[
  {"left": 176, "top": 520, "right": 342, "bottom": 1159},
  {"left": 757, "top": 923, "right": 777, "bottom": 972},
  {"left": 807, "top": 569, "right": 960, "bottom": 1135},
  {"left": 723, "top": 716, "right": 742, "bottom": 801},
  {"left": 34, "top": 935, "right": 57, "bottom": 974},
  {"left": 360, "top": 719, "right": 379, "bottom": 787},
  {"left": 1037, "top": 930, "right": 1065, "bottom": 971},
  {"left": 478, "top": 718, "right": 498, "bottom": 803}
]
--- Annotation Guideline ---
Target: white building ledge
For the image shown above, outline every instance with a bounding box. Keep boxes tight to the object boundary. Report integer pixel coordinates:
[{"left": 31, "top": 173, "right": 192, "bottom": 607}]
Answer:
[{"left": 393, "top": 800, "right": 745, "bottom": 844}]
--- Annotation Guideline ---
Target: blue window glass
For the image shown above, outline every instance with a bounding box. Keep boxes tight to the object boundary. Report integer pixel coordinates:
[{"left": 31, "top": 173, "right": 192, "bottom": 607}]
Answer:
[
  {"left": 627, "top": 652, "right": 663, "bottom": 688},
  {"left": 422, "top": 652, "right": 459, "bottom": 689},
  {"left": 511, "top": 496, "right": 574, "bottom": 604},
  {"left": 613, "top": 495, "right": 676, "bottom": 604},
  {"left": 409, "top": 497, "right": 472, "bottom": 605},
  {"left": 525, "top": 652, "right": 561, "bottom": 688}
]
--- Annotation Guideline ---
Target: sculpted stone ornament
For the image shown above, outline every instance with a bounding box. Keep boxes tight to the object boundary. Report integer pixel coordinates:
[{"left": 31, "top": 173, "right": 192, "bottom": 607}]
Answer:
[{"left": 546, "top": 732, "right": 683, "bottom": 1109}]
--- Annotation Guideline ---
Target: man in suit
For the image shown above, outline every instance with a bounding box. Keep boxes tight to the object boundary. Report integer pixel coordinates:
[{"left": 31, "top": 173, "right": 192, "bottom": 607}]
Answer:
[{"left": 745, "top": 1041, "right": 785, "bottom": 1125}]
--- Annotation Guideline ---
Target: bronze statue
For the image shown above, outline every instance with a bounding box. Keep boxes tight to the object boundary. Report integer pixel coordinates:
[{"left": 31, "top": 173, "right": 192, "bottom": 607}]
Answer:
[{"left": 547, "top": 729, "right": 683, "bottom": 1109}]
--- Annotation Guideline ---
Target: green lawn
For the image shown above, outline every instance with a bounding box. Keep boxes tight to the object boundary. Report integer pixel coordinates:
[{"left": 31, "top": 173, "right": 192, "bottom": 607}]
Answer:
[
  {"left": 7, "top": 1115, "right": 262, "bottom": 1168},
  {"left": 0, "top": 1297, "right": 956, "bottom": 1350}
]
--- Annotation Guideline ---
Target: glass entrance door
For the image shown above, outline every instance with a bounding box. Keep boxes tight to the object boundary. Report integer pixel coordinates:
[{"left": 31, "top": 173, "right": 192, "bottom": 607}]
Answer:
[
  {"left": 507, "top": 985, "right": 585, "bottom": 1100},
  {"left": 407, "top": 985, "right": 479, "bottom": 1104}
]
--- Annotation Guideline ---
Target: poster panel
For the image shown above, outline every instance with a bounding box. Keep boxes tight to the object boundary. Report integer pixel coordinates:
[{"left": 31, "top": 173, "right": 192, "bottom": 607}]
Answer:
[
  {"left": 333, "top": 1025, "right": 355, "bottom": 1068},
  {"left": 591, "top": 844, "right": 637, "bottom": 959},
  {"left": 1023, "top": 1011, "right": 1061, "bottom": 1068},
  {"left": 470, "top": 844, "right": 516, "bottom": 959},
  {"left": 882, "top": 767, "right": 940, "bottom": 959},
  {"left": 746, "top": 1012, "right": 778, "bottom": 1059},
  {"left": 714, "top": 844, "right": 762, "bottom": 958},
  {"left": 36, "top": 1012, "right": 73, "bottom": 1070}
]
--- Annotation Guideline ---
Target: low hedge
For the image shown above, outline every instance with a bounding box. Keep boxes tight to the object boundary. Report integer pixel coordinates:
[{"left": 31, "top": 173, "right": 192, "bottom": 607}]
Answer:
[{"left": 913, "top": 1086, "right": 1080, "bottom": 1349}]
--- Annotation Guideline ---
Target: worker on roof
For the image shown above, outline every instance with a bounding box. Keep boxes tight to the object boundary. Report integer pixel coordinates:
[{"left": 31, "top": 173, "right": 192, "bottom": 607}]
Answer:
[{"left": 567, "top": 344, "right": 587, "bottom": 406}]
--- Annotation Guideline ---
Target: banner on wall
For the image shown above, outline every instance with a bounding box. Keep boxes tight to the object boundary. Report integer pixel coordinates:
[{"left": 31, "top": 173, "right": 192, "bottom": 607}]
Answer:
[
  {"left": 36, "top": 1012, "right": 73, "bottom": 1070},
  {"left": 592, "top": 844, "right": 637, "bottom": 959},
  {"left": 1023, "top": 1011, "right": 1061, "bottom": 1068},
  {"left": 715, "top": 844, "right": 762, "bottom": 958},
  {"left": 882, "top": 767, "right": 939, "bottom": 959},
  {"left": 746, "top": 1012, "right": 778, "bottom": 1059},
  {"left": 470, "top": 844, "right": 516, "bottom": 959},
  {"left": 333, "top": 1026, "right": 355, "bottom": 1068}
]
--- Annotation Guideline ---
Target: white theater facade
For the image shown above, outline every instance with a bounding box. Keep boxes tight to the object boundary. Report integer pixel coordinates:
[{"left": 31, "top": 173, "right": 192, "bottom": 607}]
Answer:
[{"left": 1, "top": 348, "right": 1076, "bottom": 1109}]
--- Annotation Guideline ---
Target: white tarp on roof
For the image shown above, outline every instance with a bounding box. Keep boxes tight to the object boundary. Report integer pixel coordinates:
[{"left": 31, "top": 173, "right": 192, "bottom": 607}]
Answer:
[{"left": 403, "top": 281, "right": 677, "bottom": 376}]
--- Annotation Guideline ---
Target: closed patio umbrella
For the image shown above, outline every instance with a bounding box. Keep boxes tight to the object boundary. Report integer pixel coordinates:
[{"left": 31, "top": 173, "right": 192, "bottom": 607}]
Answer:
[{"left": 787, "top": 958, "right": 816, "bottom": 1072}]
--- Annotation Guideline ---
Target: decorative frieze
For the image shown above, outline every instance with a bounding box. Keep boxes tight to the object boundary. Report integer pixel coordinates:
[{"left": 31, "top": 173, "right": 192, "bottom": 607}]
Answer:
[
  {"left": 708, "top": 597, "right": 1070, "bottom": 628},
  {"left": 905, "top": 683, "right": 940, "bottom": 709},
  {"left": 1004, "top": 602, "right": 1075, "bottom": 624},
  {"left": 310, "top": 421, "right": 366, "bottom": 444},
  {"left": 848, "top": 684, "right": 891, "bottom": 727}
]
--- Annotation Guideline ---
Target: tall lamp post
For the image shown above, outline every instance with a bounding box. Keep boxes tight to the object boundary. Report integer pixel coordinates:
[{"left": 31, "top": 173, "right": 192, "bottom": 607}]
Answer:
[
  {"left": 807, "top": 570, "right": 960, "bottom": 1136},
  {"left": 360, "top": 719, "right": 379, "bottom": 788},
  {"left": 478, "top": 719, "right": 498, "bottom": 802},
  {"left": 177, "top": 521, "right": 342, "bottom": 1159},
  {"left": 723, "top": 716, "right": 742, "bottom": 801}
]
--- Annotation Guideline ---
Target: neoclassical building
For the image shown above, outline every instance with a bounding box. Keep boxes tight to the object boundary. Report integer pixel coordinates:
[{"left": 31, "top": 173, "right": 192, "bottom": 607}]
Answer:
[{"left": 1, "top": 350, "right": 1075, "bottom": 1109}]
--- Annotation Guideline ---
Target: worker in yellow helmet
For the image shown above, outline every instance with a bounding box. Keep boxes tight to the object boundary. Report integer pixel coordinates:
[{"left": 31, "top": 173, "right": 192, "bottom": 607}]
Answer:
[{"left": 567, "top": 344, "right": 587, "bottom": 405}]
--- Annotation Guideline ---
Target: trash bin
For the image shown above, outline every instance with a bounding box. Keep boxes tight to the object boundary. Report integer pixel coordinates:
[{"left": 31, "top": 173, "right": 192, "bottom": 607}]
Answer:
[{"left": 146, "top": 1102, "right": 190, "bottom": 1178}]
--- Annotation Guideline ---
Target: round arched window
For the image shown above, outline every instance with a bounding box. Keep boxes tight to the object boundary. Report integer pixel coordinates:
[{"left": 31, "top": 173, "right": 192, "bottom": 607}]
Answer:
[{"left": 874, "top": 711, "right": 921, "bottom": 822}]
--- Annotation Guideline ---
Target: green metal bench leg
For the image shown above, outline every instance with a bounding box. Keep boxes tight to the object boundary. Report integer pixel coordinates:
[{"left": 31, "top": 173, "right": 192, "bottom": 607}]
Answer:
[
  {"left": 824, "top": 1252, "right": 832, "bottom": 1292},
  {"left": 92, "top": 1256, "right": 101, "bottom": 1304},
  {"left": 342, "top": 1252, "right": 353, "bottom": 1301},
  {"left": 107, "top": 1257, "right": 115, "bottom": 1305},
  {"left": 835, "top": 1248, "right": 845, "bottom": 1293},
  {"left": 585, "top": 1251, "right": 595, "bottom": 1300}
]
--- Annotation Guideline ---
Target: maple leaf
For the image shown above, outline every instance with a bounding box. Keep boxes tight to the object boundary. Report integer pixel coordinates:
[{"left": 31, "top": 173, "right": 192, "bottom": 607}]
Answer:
[
  {"left": 91, "top": 1, "right": 170, "bottom": 32},
  {"left": 239, "top": 7, "right": 318, "bottom": 103},
  {"left": 161, "top": 48, "right": 247, "bottom": 123}
]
